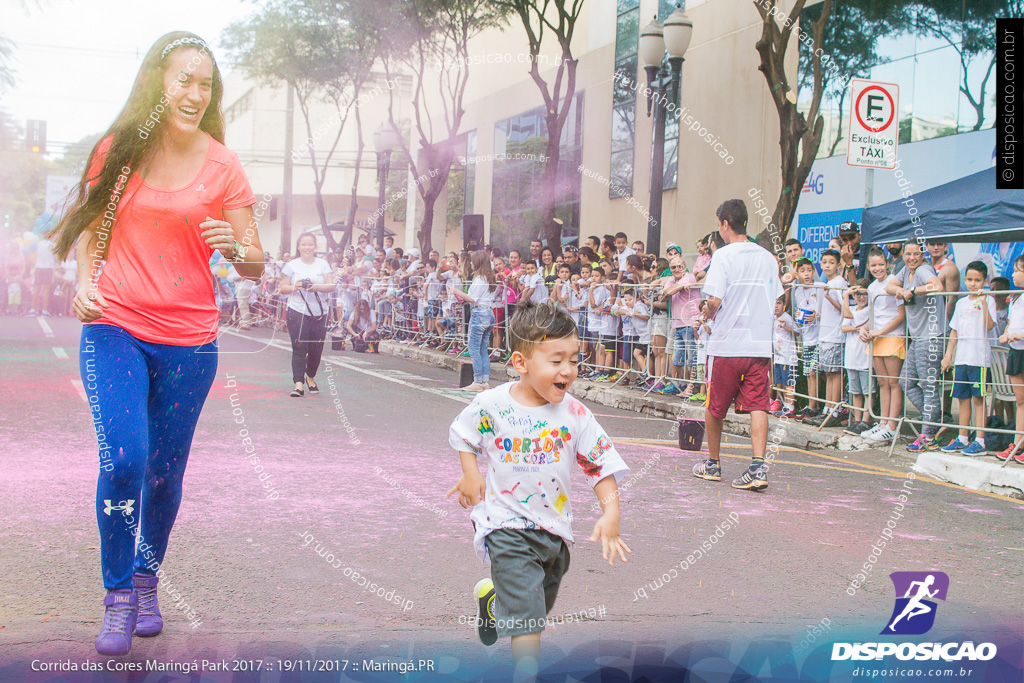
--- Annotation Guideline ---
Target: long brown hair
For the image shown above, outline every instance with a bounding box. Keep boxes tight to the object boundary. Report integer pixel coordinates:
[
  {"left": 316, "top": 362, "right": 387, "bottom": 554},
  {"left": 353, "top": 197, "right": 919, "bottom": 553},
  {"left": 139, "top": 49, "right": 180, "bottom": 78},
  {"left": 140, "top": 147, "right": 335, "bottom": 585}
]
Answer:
[
  {"left": 470, "top": 249, "right": 497, "bottom": 293},
  {"left": 48, "top": 31, "right": 226, "bottom": 260}
]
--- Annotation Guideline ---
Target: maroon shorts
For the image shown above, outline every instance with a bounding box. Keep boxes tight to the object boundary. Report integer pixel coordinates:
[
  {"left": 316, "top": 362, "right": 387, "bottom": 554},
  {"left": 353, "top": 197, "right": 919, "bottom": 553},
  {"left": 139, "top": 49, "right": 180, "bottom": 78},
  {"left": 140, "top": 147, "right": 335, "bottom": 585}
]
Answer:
[{"left": 706, "top": 356, "right": 771, "bottom": 419}]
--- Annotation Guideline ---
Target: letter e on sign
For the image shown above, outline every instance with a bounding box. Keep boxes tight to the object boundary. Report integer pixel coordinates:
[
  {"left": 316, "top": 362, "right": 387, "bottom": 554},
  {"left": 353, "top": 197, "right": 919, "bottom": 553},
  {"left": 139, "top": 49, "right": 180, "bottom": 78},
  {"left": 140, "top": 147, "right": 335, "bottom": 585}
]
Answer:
[{"left": 847, "top": 78, "right": 900, "bottom": 170}]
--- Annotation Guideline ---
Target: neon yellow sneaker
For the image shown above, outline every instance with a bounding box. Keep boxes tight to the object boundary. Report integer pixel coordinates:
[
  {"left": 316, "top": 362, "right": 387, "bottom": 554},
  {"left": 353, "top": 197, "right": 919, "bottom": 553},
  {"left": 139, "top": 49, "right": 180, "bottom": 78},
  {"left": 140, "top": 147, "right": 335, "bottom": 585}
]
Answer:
[{"left": 473, "top": 578, "right": 497, "bottom": 646}]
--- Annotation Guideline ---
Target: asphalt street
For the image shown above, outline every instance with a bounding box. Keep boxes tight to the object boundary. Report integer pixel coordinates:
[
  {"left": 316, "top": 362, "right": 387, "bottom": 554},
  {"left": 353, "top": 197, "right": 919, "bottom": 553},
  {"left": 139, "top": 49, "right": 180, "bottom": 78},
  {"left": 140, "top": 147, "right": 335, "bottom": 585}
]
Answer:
[{"left": 1, "top": 315, "right": 1022, "bottom": 681}]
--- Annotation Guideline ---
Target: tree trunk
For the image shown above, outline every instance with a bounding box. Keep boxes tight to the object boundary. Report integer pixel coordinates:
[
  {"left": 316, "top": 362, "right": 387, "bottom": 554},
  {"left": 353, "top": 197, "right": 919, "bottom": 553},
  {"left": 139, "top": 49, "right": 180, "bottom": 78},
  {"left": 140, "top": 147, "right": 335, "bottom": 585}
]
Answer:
[
  {"left": 344, "top": 103, "right": 364, "bottom": 251},
  {"left": 541, "top": 128, "right": 562, "bottom": 248}
]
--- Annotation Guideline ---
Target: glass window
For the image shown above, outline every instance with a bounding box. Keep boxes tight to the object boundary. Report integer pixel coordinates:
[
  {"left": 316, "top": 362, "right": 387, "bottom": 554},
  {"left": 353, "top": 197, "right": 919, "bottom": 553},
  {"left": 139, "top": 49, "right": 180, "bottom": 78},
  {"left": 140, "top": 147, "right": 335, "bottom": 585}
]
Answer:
[
  {"left": 490, "top": 94, "right": 584, "bottom": 254},
  {"left": 614, "top": 55, "right": 638, "bottom": 106},
  {"left": 663, "top": 112, "right": 679, "bottom": 190},
  {"left": 615, "top": 8, "right": 640, "bottom": 62},
  {"left": 611, "top": 105, "right": 636, "bottom": 152}
]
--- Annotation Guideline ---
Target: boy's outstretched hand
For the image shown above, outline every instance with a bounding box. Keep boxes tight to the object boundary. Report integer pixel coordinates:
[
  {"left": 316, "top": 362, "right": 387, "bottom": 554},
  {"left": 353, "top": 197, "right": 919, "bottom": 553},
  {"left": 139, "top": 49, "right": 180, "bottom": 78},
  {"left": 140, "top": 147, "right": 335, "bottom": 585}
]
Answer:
[
  {"left": 590, "top": 513, "right": 631, "bottom": 566},
  {"left": 446, "top": 470, "right": 486, "bottom": 508}
]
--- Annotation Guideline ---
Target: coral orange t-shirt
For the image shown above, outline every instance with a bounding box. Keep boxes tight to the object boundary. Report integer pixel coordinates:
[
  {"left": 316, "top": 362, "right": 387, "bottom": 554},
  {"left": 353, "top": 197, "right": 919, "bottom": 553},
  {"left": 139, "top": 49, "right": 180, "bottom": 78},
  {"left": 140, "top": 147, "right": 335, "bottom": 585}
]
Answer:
[{"left": 87, "top": 134, "right": 255, "bottom": 345}]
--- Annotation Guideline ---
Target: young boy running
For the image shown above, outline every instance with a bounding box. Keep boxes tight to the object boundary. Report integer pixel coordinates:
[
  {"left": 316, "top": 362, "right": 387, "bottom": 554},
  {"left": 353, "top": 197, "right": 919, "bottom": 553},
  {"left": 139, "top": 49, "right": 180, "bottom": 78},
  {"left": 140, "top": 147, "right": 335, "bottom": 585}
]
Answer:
[{"left": 447, "top": 301, "right": 630, "bottom": 678}]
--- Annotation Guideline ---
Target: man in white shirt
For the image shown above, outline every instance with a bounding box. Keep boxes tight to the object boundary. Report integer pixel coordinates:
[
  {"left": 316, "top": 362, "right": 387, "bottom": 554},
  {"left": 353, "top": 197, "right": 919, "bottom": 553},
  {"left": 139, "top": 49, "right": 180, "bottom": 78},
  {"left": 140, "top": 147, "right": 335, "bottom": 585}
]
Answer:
[{"left": 693, "top": 199, "right": 783, "bottom": 492}]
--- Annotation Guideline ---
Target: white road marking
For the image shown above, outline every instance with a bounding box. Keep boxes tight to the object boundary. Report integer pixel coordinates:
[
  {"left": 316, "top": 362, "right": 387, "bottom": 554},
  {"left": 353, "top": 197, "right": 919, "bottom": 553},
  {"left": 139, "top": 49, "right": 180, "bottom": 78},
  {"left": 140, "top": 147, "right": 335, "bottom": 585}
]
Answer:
[
  {"left": 70, "top": 379, "right": 88, "bottom": 403},
  {"left": 53, "top": 347, "right": 68, "bottom": 359},
  {"left": 37, "top": 317, "right": 54, "bottom": 337},
  {"left": 219, "top": 329, "right": 473, "bottom": 405}
]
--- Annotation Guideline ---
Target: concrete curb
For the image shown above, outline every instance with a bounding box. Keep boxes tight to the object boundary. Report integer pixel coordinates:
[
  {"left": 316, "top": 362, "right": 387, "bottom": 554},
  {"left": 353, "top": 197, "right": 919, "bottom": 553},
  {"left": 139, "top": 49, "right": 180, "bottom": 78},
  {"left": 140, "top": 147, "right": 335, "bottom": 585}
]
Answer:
[
  {"left": 379, "top": 341, "right": 840, "bottom": 450},
  {"left": 914, "top": 452, "right": 1024, "bottom": 499}
]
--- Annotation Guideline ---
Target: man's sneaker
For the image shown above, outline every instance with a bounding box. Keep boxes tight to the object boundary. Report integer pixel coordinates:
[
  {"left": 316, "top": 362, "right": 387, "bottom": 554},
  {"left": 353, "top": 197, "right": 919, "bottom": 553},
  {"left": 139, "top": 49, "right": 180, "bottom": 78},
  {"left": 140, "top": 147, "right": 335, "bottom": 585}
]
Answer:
[
  {"left": 836, "top": 408, "right": 850, "bottom": 423},
  {"left": 648, "top": 381, "right": 665, "bottom": 393},
  {"left": 731, "top": 463, "right": 768, "bottom": 491},
  {"left": 940, "top": 437, "right": 968, "bottom": 453},
  {"left": 776, "top": 406, "right": 797, "bottom": 418},
  {"left": 133, "top": 573, "right": 163, "bottom": 637},
  {"left": 962, "top": 440, "right": 987, "bottom": 456},
  {"left": 660, "top": 383, "right": 680, "bottom": 395},
  {"left": 796, "top": 407, "right": 814, "bottom": 419},
  {"left": 769, "top": 399, "right": 782, "bottom": 412},
  {"left": 689, "top": 392, "right": 706, "bottom": 402},
  {"left": 799, "top": 408, "right": 821, "bottom": 422},
  {"left": 95, "top": 589, "right": 137, "bottom": 656},
  {"left": 860, "top": 423, "right": 885, "bottom": 440},
  {"left": 692, "top": 459, "right": 722, "bottom": 481},
  {"left": 844, "top": 421, "right": 868, "bottom": 435},
  {"left": 805, "top": 412, "right": 829, "bottom": 427},
  {"left": 864, "top": 426, "right": 897, "bottom": 443},
  {"left": 473, "top": 578, "right": 497, "bottom": 646},
  {"left": 906, "top": 435, "right": 937, "bottom": 453}
]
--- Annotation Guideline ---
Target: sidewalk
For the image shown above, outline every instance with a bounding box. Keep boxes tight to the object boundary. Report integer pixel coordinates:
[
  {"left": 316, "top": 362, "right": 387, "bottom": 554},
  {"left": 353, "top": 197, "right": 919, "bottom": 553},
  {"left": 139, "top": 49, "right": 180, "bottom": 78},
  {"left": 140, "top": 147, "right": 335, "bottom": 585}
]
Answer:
[
  {"left": 377, "top": 341, "right": 1024, "bottom": 499},
  {"left": 379, "top": 341, "right": 838, "bottom": 449}
]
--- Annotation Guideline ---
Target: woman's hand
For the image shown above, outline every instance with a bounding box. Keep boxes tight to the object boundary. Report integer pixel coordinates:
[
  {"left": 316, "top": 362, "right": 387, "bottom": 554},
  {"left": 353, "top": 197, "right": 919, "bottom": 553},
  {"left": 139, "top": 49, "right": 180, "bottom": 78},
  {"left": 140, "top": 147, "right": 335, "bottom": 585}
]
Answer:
[
  {"left": 73, "top": 283, "right": 109, "bottom": 323},
  {"left": 200, "top": 216, "right": 236, "bottom": 257}
]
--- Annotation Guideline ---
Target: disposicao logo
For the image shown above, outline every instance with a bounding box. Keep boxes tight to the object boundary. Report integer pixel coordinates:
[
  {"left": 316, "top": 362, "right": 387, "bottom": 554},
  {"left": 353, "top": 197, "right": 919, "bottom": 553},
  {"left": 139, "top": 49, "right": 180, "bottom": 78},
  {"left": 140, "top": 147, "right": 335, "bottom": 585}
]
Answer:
[
  {"left": 832, "top": 570, "right": 997, "bottom": 662},
  {"left": 882, "top": 571, "right": 948, "bottom": 635}
]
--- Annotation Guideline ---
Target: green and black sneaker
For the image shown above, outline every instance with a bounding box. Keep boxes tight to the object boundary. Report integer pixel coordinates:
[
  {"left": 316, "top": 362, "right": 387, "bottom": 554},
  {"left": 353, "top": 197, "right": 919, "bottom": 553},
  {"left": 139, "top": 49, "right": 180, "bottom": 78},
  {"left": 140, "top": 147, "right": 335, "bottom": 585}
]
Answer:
[
  {"left": 731, "top": 463, "right": 768, "bottom": 491},
  {"left": 473, "top": 578, "right": 497, "bottom": 646}
]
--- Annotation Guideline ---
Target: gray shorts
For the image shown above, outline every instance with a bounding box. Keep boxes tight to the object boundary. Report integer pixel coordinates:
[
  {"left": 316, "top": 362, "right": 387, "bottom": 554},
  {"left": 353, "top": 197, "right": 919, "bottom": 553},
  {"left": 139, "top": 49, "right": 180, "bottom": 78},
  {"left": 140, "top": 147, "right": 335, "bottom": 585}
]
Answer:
[
  {"left": 485, "top": 528, "right": 570, "bottom": 637},
  {"left": 818, "top": 342, "right": 844, "bottom": 373},
  {"left": 848, "top": 368, "right": 872, "bottom": 395}
]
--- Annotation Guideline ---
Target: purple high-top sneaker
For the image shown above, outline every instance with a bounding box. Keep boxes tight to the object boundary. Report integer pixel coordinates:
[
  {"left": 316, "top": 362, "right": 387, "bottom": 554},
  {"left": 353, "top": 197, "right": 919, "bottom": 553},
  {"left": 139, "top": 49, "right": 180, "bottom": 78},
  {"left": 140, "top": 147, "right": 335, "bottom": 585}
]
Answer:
[
  {"left": 133, "top": 573, "right": 163, "bottom": 636},
  {"left": 94, "top": 589, "right": 137, "bottom": 656}
]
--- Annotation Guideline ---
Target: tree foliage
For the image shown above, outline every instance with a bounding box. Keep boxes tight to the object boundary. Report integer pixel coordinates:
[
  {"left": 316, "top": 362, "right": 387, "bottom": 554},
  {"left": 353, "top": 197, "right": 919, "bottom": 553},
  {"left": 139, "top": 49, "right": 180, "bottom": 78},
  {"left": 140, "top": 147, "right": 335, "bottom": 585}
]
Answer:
[
  {"left": 383, "top": 0, "right": 509, "bottom": 254},
  {"left": 222, "top": 0, "right": 383, "bottom": 252}
]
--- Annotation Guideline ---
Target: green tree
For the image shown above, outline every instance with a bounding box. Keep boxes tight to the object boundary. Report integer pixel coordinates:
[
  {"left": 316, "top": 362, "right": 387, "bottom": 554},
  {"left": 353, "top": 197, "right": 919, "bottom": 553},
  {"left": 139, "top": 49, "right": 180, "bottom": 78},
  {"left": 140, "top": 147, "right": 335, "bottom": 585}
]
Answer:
[
  {"left": 496, "top": 0, "right": 583, "bottom": 249},
  {"left": 753, "top": 0, "right": 833, "bottom": 253},
  {"left": 223, "top": 0, "right": 382, "bottom": 253},
  {"left": 384, "top": 0, "right": 509, "bottom": 254}
]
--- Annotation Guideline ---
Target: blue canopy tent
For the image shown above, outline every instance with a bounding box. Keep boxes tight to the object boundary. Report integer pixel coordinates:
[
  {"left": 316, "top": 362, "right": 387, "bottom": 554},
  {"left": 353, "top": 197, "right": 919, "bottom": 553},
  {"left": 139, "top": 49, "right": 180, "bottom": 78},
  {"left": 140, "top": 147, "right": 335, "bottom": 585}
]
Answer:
[{"left": 861, "top": 167, "right": 1024, "bottom": 245}]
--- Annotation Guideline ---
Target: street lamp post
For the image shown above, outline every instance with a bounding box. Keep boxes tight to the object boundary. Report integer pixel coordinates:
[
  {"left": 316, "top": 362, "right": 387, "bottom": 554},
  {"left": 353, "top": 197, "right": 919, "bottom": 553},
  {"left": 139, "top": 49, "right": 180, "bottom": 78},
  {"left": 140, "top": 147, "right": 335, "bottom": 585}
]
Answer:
[
  {"left": 373, "top": 122, "right": 400, "bottom": 249},
  {"left": 639, "top": 7, "right": 692, "bottom": 256}
]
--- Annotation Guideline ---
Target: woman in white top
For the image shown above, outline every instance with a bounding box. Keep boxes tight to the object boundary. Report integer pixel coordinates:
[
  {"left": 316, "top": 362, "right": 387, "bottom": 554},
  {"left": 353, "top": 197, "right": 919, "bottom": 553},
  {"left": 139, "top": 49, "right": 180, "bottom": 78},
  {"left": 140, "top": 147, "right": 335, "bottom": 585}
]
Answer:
[
  {"left": 452, "top": 249, "right": 498, "bottom": 391},
  {"left": 279, "top": 232, "right": 336, "bottom": 397},
  {"left": 861, "top": 246, "right": 906, "bottom": 441}
]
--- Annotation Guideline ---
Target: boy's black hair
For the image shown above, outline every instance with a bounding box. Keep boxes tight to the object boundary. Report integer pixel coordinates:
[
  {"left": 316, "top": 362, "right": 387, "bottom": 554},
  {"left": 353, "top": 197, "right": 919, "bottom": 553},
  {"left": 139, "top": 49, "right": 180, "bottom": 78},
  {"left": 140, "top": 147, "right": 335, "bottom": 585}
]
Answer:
[
  {"left": 991, "top": 276, "right": 1010, "bottom": 290},
  {"left": 557, "top": 263, "right": 571, "bottom": 272},
  {"left": 615, "top": 231, "right": 628, "bottom": 240},
  {"left": 795, "top": 257, "right": 815, "bottom": 270},
  {"left": 508, "top": 301, "right": 578, "bottom": 357},
  {"left": 426, "top": 259, "right": 437, "bottom": 269},
  {"left": 965, "top": 260, "right": 988, "bottom": 280},
  {"left": 785, "top": 237, "right": 802, "bottom": 248},
  {"left": 1016, "top": 254, "right": 1024, "bottom": 270},
  {"left": 821, "top": 249, "right": 841, "bottom": 263}
]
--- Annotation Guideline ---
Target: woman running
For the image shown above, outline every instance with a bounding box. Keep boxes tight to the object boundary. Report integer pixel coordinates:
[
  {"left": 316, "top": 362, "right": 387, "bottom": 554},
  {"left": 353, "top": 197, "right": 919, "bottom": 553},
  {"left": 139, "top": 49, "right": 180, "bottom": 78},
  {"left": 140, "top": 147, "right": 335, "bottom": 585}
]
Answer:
[
  {"left": 279, "top": 232, "right": 336, "bottom": 397},
  {"left": 48, "top": 32, "right": 264, "bottom": 656}
]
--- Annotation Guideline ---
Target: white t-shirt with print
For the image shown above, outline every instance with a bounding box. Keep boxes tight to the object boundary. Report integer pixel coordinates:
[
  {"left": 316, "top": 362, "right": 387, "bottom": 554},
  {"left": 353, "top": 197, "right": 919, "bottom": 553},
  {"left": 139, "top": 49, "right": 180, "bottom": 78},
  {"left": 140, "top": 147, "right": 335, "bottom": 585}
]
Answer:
[
  {"left": 792, "top": 284, "right": 822, "bottom": 347},
  {"left": 844, "top": 306, "right": 871, "bottom": 371},
  {"left": 282, "top": 258, "right": 332, "bottom": 316},
  {"left": 633, "top": 301, "right": 650, "bottom": 344},
  {"left": 818, "top": 275, "right": 849, "bottom": 344},
  {"left": 773, "top": 312, "right": 798, "bottom": 367},
  {"left": 449, "top": 383, "right": 630, "bottom": 562},
  {"left": 950, "top": 295, "right": 997, "bottom": 367},
  {"left": 528, "top": 272, "right": 549, "bottom": 304},
  {"left": 701, "top": 241, "right": 784, "bottom": 359}
]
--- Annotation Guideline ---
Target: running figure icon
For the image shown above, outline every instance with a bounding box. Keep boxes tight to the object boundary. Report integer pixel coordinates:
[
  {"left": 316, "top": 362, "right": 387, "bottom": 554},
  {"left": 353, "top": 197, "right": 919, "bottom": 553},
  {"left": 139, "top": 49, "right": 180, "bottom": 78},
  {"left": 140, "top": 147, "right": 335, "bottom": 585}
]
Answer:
[{"left": 888, "top": 574, "right": 939, "bottom": 631}]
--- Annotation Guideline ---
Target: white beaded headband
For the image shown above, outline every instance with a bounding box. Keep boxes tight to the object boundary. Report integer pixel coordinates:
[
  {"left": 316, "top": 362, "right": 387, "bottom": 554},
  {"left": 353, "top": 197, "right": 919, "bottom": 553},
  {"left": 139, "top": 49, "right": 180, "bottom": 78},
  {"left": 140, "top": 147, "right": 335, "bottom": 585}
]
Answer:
[{"left": 161, "top": 37, "right": 211, "bottom": 60}]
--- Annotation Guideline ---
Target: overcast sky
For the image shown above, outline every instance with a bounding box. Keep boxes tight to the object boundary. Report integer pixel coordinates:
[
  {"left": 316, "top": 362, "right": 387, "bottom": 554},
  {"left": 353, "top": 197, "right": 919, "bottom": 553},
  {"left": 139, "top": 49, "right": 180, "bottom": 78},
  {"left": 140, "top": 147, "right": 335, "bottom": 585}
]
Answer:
[{"left": 4, "top": 0, "right": 253, "bottom": 153}]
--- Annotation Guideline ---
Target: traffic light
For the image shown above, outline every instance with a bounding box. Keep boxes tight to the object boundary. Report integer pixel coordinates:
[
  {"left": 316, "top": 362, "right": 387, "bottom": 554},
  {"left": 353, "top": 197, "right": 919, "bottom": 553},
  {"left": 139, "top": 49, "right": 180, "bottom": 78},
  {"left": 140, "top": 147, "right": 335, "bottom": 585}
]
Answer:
[{"left": 26, "top": 120, "right": 46, "bottom": 153}]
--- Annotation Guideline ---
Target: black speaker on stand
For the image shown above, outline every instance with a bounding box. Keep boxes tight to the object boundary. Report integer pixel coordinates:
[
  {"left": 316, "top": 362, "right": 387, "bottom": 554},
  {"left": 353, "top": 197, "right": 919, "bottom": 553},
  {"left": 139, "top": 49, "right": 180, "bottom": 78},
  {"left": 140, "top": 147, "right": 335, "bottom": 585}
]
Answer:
[{"left": 462, "top": 214, "right": 485, "bottom": 251}]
